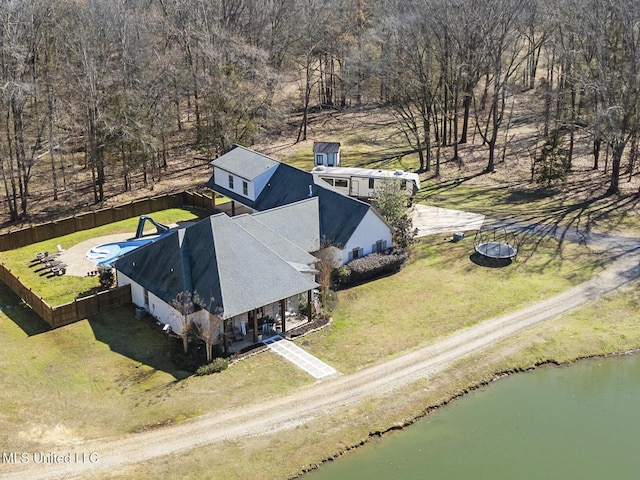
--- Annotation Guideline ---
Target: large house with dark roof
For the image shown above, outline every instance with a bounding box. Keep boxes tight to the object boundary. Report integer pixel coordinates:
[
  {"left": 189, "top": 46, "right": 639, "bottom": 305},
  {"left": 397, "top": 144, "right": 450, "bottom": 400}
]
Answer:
[
  {"left": 206, "top": 145, "right": 393, "bottom": 265},
  {"left": 114, "top": 209, "right": 319, "bottom": 349}
]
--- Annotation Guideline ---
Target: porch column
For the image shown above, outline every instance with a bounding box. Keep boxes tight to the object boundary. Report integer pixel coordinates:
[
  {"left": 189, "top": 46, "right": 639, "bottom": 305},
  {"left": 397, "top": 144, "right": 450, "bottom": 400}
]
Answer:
[
  {"left": 222, "top": 319, "right": 228, "bottom": 354},
  {"left": 252, "top": 308, "right": 258, "bottom": 343},
  {"left": 280, "top": 299, "right": 286, "bottom": 334},
  {"left": 231, "top": 200, "right": 236, "bottom": 216},
  {"left": 307, "top": 290, "right": 313, "bottom": 321}
]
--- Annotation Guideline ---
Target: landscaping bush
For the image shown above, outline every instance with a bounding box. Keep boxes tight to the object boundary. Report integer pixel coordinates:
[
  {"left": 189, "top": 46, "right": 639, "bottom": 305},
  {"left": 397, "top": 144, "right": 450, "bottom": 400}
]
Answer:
[
  {"left": 168, "top": 335, "right": 207, "bottom": 372},
  {"left": 195, "top": 357, "right": 229, "bottom": 376},
  {"left": 337, "top": 252, "right": 407, "bottom": 287},
  {"left": 168, "top": 335, "right": 227, "bottom": 373},
  {"left": 98, "top": 267, "right": 115, "bottom": 289}
]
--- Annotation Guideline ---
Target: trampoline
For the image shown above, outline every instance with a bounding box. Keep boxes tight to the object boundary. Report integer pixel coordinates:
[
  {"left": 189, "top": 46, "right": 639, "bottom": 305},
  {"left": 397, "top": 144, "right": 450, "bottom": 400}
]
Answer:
[
  {"left": 472, "top": 227, "right": 520, "bottom": 265},
  {"left": 475, "top": 241, "right": 517, "bottom": 259}
]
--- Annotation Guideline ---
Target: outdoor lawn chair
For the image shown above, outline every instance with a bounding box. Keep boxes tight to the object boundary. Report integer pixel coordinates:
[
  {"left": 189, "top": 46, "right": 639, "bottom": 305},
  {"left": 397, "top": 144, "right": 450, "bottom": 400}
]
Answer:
[
  {"left": 50, "top": 263, "right": 67, "bottom": 276},
  {"left": 41, "top": 253, "right": 59, "bottom": 264},
  {"left": 45, "top": 259, "right": 63, "bottom": 269}
]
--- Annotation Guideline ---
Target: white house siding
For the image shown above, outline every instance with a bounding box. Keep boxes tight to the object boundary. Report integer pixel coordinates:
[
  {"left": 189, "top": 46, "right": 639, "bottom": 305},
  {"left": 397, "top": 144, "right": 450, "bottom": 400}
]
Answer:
[
  {"left": 340, "top": 209, "right": 393, "bottom": 265},
  {"left": 213, "top": 167, "right": 251, "bottom": 200},
  {"left": 117, "top": 272, "right": 194, "bottom": 334},
  {"left": 213, "top": 165, "right": 277, "bottom": 202},
  {"left": 117, "top": 272, "right": 144, "bottom": 307}
]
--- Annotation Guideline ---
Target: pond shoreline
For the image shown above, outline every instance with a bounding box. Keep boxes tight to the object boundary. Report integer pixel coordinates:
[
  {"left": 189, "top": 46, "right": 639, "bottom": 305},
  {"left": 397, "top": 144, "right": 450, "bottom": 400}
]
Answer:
[{"left": 294, "top": 347, "right": 640, "bottom": 478}]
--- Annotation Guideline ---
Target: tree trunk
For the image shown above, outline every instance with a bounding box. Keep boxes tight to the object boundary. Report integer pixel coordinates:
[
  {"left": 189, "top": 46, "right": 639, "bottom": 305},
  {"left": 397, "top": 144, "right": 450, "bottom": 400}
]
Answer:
[
  {"left": 607, "top": 142, "right": 625, "bottom": 195},
  {"left": 593, "top": 137, "right": 601, "bottom": 170},
  {"left": 297, "top": 51, "right": 312, "bottom": 143}
]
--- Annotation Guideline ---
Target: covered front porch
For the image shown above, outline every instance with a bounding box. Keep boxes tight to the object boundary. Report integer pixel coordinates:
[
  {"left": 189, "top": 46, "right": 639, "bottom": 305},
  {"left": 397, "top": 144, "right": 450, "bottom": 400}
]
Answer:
[{"left": 220, "top": 291, "right": 316, "bottom": 354}]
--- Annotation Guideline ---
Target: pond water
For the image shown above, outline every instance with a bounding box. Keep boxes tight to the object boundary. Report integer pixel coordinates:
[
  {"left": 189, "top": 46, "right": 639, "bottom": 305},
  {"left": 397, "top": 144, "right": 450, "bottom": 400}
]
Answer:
[{"left": 307, "top": 354, "right": 640, "bottom": 480}]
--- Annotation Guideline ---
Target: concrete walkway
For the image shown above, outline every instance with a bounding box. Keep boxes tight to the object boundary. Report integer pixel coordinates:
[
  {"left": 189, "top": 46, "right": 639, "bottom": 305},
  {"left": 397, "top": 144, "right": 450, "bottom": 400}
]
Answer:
[
  {"left": 263, "top": 336, "right": 338, "bottom": 379},
  {"left": 412, "top": 204, "right": 485, "bottom": 237}
]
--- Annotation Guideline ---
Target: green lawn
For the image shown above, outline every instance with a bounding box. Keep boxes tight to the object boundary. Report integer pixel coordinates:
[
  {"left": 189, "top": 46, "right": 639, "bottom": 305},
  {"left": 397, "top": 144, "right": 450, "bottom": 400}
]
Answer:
[
  {"left": 303, "top": 234, "right": 605, "bottom": 373},
  {"left": 0, "top": 228, "right": 605, "bottom": 454},
  {"left": 0, "top": 208, "right": 201, "bottom": 305},
  {"left": 0, "top": 287, "right": 314, "bottom": 453},
  {"left": 95, "top": 286, "right": 640, "bottom": 480}
]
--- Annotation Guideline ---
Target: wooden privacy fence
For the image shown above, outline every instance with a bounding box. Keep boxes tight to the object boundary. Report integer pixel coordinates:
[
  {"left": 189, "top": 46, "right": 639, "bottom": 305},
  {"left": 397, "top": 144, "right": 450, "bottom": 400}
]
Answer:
[
  {"left": 0, "top": 191, "right": 215, "bottom": 252},
  {"left": 0, "top": 190, "right": 216, "bottom": 327},
  {"left": 0, "top": 263, "right": 132, "bottom": 328}
]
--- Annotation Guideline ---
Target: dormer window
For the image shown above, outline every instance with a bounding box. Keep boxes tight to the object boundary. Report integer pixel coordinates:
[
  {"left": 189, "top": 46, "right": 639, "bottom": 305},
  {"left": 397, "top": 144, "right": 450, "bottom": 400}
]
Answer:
[
  {"left": 228, "top": 175, "right": 234, "bottom": 189},
  {"left": 242, "top": 181, "right": 248, "bottom": 196}
]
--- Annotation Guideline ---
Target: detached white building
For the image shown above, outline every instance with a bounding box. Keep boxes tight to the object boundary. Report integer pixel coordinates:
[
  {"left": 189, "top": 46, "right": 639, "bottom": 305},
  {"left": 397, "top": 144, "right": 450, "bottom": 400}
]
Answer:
[{"left": 313, "top": 141, "right": 341, "bottom": 167}]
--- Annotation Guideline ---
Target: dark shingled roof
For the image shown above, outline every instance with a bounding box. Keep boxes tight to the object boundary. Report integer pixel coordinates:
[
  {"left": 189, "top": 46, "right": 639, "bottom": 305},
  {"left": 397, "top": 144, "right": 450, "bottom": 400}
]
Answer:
[
  {"left": 115, "top": 213, "right": 318, "bottom": 319},
  {"left": 206, "top": 159, "right": 373, "bottom": 248},
  {"left": 313, "top": 141, "right": 341, "bottom": 154}
]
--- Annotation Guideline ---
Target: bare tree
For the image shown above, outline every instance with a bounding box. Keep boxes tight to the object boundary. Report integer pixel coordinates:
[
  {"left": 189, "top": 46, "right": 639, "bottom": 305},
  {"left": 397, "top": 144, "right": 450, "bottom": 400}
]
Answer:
[
  {"left": 193, "top": 311, "right": 222, "bottom": 363},
  {"left": 475, "top": 0, "right": 527, "bottom": 173},
  {"left": 171, "top": 290, "right": 196, "bottom": 353},
  {"left": 314, "top": 245, "right": 337, "bottom": 309},
  {"left": 572, "top": 0, "right": 640, "bottom": 194}
]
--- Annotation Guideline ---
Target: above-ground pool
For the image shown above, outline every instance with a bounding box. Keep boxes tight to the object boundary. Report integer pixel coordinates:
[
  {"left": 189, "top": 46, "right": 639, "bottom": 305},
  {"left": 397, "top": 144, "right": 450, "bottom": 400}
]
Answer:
[{"left": 86, "top": 238, "right": 155, "bottom": 267}]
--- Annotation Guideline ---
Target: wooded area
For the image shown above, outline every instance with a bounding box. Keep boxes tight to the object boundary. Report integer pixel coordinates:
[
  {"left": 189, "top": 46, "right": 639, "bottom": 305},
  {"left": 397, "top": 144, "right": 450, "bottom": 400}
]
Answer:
[{"left": 1, "top": 0, "right": 639, "bottom": 224}]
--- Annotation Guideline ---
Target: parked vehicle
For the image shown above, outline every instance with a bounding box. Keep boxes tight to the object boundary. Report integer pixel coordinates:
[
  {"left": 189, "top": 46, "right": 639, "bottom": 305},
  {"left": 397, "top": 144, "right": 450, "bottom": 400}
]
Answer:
[{"left": 311, "top": 166, "right": 420, "bottom": 199}]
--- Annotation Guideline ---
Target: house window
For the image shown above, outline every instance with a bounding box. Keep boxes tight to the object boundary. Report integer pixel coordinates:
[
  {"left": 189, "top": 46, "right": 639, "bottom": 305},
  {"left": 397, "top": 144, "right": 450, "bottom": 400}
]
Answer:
[
  {"left": 327, "top": 153, "right": 335, "bottom": 166},
  {"left": 401, "top": 180, "right": 407, "bottom": 190},
  {"left": 373, "top": 239, "right": 387, "bottom": 253},
  {"left": 228, "top": 175, "right": 234, "bottom": 189},
  {"left": 349, "top": 247, "right": 364, "bottom": 261},
  {"left": 369, "top": 178, "right": 375, "bottom": 189},
  {"left": 315, "top": 154, "right": 324, "bottom": 165},
  {"left": 335, "top": 179, "right": 348, "bottom": 188},
  {"left": 242, "top": 181, "right": 248, "bottom": 195},
  {"left": 143, "top": 288, "right": 149, "bottom": 307}
]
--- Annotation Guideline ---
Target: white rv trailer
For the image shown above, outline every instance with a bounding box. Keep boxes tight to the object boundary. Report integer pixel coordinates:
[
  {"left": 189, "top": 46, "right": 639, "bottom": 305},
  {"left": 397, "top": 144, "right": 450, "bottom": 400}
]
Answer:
[{"left": 311, "top": 166, "right": 421, "bottom": 199}]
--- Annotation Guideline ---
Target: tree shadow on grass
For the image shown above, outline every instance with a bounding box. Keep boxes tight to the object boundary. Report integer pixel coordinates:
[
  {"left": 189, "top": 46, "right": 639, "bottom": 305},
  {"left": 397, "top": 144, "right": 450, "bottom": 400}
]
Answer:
[
  {"left": 0, "top": 282, "right": 51, "bottom": 336},
  {"left": 87, "top": 305, "right": 191, "bottom": 380}
]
